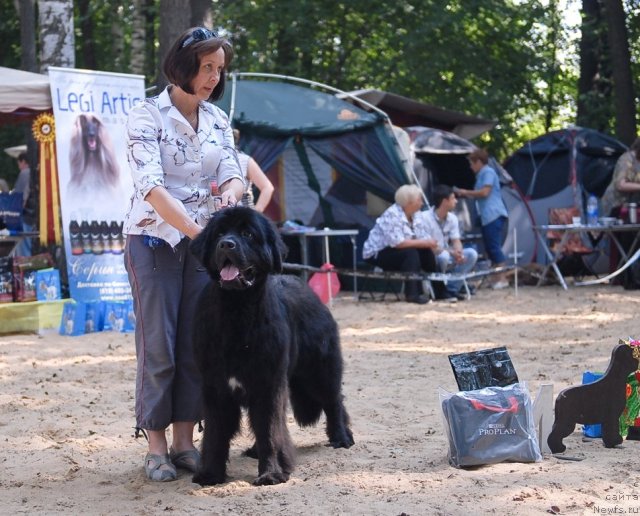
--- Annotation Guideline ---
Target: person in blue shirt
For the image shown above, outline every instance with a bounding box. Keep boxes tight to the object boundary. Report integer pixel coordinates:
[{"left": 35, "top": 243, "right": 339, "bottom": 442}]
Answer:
[{"left": 455, "top": 149, "right": 509, "bottom": 289}]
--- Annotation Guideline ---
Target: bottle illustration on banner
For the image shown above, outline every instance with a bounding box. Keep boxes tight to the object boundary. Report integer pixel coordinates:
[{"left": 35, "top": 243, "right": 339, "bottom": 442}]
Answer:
[
  {"left": 99, "top": 220, "right": 110, "bottom": 253},
  {"left": 80, "top": 220, "right": 92, "bottom": 254},
  {"left": 69, "top": 219, "right": 83, "bottom": 256},
  {"left": 110, "top": 220, "right": 124, "bottom": 254},
  {"left": 70, "top": 219, "right": 125, "bottom": 255},
  {"left": 90, "top": 220, "right": 103, "bottom": 255}
]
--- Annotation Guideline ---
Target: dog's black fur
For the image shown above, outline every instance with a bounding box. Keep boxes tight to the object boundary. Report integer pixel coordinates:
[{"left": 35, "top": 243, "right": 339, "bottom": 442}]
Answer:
[
  {"left": 547, "top": 343, "right": 639, "bottom": 453},
  {"left": 190, "top": 207, "right": 354, "bottom": 486}
]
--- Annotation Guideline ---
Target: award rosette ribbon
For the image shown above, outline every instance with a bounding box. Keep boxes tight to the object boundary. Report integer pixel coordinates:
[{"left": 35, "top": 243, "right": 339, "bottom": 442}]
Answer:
[{"left": 32, "top": 112, "right": 61, "bottom": 246}]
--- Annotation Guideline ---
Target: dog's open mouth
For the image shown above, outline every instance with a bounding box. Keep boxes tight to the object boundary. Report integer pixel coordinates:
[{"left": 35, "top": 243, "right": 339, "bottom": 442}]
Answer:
[
  {"left": 219, "top": 262, "right": 256, "bottom": 289},
  {"left": 87, "top": 136, "right": 97, "bottom": 152}
]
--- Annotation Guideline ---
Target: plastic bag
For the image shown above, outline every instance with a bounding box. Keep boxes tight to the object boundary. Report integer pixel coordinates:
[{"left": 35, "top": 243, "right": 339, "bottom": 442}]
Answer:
[
  {"left": 620, "top": 371, "right": 640, "bottom": 438},
  {"left": 307, "top": 263, "right": 340, "bottom": 304},
  {"left": 0, "top": 192, "right": 23, "bottom": 231},
  {"left": 448, "top": 346, "right": 519, "bottom": 391},
  {"left": 439, "top": 382, "right": 542, "bottom": 468}
]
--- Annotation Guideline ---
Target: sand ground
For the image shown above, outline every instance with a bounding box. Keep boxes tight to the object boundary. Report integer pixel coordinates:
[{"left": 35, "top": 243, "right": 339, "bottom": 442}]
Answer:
[{"left": 1, "top": 283, "right": 639, "bottom": 515}]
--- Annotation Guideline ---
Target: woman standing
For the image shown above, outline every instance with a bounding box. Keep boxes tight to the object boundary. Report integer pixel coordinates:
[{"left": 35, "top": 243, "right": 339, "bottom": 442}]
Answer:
[
  {"left": 232, "top": 129, "right": 275, "bottom": 213},
  {"left": 456, "top": 149, "right": 509, "bottom": 289},
  {"left": 123, "top": 27, "right": 244, "bottom": 482}
]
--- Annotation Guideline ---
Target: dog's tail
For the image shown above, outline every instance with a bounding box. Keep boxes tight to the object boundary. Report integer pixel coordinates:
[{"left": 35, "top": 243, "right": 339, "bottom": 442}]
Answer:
[{"left": 289, "top": 381, "right": 323, "bottom": 427}]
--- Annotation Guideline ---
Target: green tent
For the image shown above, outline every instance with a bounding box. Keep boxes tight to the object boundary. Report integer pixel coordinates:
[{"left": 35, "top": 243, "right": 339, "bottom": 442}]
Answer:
[{"left": 216, "top": 75, "right": 409, "bottom": 228}]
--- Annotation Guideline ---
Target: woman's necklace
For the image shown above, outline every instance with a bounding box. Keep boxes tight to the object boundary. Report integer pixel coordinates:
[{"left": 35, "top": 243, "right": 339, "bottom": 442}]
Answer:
[
  {"left": 187, "top": 110, "right": 198, "bottom": 128},
  {"left": 170, "top": 88, "right": 198, "bottom": 128}
]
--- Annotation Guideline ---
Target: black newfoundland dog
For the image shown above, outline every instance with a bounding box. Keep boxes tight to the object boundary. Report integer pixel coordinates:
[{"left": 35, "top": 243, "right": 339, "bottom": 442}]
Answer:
[{"left": 190, "top": 207, "right": 354, "bottom": 486}]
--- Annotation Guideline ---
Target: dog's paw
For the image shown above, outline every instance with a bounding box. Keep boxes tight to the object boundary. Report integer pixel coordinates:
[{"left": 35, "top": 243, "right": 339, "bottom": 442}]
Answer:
[
  {"left": 327, "top": 429, "right": 355, "bottom": 449},
  {"left": 253, "top": 471, "right": 290, "bottom": 486},
  {"left": 192, "top": 471, "right": 226, "bottom": 486},
  {"left": 548, "top": 442, "right": 566, "bottom": 454},
  {"left": 603, "top": 436, "right": 624, "bottom": 448},
  {"left": 327, "top": 439, "right": 354, "bottom": 449}
]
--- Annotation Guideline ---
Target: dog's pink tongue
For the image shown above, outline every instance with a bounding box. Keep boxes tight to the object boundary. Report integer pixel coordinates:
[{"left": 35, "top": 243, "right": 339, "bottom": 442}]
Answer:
[{"left": 220, "top": 265, "right": 240, "bottom": 281}]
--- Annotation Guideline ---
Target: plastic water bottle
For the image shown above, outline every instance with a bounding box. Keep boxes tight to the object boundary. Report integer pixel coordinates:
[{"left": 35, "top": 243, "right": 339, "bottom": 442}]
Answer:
[{"left": 586, "top": 194, "right": 599, "bottom": 226}]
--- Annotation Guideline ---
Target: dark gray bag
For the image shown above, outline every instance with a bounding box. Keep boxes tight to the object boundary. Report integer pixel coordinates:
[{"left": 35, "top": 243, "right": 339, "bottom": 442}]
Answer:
[{"left": 440, "top": 383, "right": 542, "bottom": 468}]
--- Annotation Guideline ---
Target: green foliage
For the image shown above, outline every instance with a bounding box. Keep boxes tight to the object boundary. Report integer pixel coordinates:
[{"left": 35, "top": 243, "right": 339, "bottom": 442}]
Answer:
[
  {"left": 73, "top": 1, "right": 159, "bottom": 83},
  {"left": 2, "top": 0, "right": 638, "bottom": 164},
  {"left": 0, "top": 0, "right": 22, "bottom": 69},
  {"left": 0, "top": 1, "right": 30, "bottom": 181},
  {"left": 213, "top": 0, "right": 581, "bottom": 158}
]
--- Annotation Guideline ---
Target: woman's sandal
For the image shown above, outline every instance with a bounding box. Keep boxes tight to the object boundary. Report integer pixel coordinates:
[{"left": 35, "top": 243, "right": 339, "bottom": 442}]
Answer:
[
  {"left": 144, "top": 453, "right": 177, "bottom": 482},
  {"left": 169, "top": 447, "right": 201, "bottom": 473}
]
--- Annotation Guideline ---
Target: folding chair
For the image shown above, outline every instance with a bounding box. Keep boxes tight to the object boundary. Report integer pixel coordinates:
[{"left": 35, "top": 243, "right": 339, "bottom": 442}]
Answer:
[
  {"left": 356, "top": 262, "right": 403, "bottom": 301},
  {"left": 547, "top": 207, "right": 598, "bottom": 280}
]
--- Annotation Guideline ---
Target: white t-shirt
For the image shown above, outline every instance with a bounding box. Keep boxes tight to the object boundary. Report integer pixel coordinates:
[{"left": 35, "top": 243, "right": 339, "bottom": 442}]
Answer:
[{"left": 424, "top": 208, "right": 460, "bottom": 250}]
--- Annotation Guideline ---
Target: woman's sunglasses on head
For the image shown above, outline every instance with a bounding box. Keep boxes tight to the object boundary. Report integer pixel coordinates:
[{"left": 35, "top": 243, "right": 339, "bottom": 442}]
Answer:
[{"left": 181, "top": 28, "right": 217, "bottom": 49}]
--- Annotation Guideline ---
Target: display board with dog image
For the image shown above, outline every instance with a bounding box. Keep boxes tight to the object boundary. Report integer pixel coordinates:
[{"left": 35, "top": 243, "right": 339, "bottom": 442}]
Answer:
[{"left": 49, "top": 67, "right": 145, "bottom": 303}]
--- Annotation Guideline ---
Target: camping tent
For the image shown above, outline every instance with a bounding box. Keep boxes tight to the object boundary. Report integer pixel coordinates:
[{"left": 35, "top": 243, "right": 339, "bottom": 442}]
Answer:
[
  {"left": 0, "top": 66, "right": 51, "bottom": 123},
  {"left": 503, "top": 127, "right": 627, "bottom": 263},
  {"left": 216, "top": 75, "right": 409, "bottom": 230},
  {"left": 411, "top": 127, "right": 536, "bottom": 265}
]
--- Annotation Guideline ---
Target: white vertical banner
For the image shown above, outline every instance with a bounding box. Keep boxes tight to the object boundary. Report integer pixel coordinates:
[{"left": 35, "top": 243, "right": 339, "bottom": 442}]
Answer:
[{"left": 48, "top": 67, "right": 145, "bottom": 303}]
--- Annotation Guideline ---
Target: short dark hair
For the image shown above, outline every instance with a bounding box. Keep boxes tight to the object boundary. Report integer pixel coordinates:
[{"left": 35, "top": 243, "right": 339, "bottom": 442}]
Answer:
[
  {"left": 163, "top": 27, "right": 234, "bottom": 101},
  {"left": 17, "top": 152, "right": 28, "bottom": 162},
  {"left": 433, "top": 184, "right": 454, "bottom": 208}
]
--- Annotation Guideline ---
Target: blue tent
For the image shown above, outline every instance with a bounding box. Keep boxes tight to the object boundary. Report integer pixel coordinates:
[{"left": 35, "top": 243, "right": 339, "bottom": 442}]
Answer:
[
  {"left": 504, "top": 127, "right": 626, "bottom": 207},
  {"left": 504, "top": 127, "right": 627, "bottom": 266}
]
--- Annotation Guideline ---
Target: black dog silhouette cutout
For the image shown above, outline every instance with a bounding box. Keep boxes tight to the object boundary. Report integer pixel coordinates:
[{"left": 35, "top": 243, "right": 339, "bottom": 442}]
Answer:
[{"left": 548, "top": 343, "right": 640, "bottom": 453}]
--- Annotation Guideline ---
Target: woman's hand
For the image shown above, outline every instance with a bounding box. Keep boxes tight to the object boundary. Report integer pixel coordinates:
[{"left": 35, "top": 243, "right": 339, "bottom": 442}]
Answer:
[
  {"left": 218, "top": 177, "right": 244, "bottom": 207},
  {"left": 454, "top": 186, "right": 467, "bottom": 197},
  {"left": 219, "top": 189, "right": 238, "bottom": 208}
]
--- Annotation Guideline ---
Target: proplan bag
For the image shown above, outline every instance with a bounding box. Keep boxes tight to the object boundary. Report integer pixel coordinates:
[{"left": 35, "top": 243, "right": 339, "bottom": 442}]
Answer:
[{"left": 440, "top": 383, "right": 542, "bottom": 468}]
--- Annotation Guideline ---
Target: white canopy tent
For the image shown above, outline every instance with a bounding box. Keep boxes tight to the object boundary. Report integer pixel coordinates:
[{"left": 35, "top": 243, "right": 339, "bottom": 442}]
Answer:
[{"left": 0, "top": 66, "right": 51, "bottom": 118}]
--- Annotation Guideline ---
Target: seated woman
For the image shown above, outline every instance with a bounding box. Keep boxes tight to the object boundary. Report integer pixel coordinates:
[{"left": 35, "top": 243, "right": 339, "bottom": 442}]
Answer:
[
  {"left": 601, "top": 137, "right": 640, "bottom": 218},
  {"left": 362, "top": 184, "right": 439, "bottom": 304}
]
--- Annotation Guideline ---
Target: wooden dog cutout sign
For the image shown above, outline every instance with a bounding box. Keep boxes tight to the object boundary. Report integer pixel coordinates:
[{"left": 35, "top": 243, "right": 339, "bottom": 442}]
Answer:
[{"left": 547, "top": 342, "right": 640, "bottom": 453}]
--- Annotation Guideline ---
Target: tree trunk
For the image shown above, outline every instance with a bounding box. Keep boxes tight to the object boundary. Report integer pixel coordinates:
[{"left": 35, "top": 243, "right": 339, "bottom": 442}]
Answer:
[
  {"left": 544, "top": 0, "right": 559, "bottom": 132},
  {"left": 19, "top": 0, "right": 38, "bottom": 72},
  {"left": 77, "top": 0, "right": 96, "bottom": 70},
  {"left": 603, "top": 0, "right": 636, "bottom": 144},
  {"left": 37, "top": 0, "right": 75, "bottom": 72},
  {"left": 576, "top": 0, "right": 601, "bottom": 127},
  {"left": 112, "top": 8, "right": 125, "bottom": 71},
  {"left": 130, "top": 0, "right": 146, "bottom": 75},
  {"left": 157, "top": 0, "right": 191, "bottom": 91},
  {"left": 190, "top": 0, "right": 212, "bottom": 28}
]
